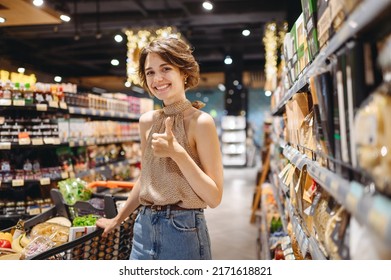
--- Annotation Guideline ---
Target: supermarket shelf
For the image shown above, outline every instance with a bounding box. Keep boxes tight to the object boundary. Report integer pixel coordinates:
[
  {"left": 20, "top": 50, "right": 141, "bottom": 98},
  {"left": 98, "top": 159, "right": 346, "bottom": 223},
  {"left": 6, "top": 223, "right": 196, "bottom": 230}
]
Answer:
[
  {"left": 0, "top": 138, "right": 64, "bottom": 150},
  {"left": 285, "top": 200, "right": 316, "bottom": 259},
  {"left": 74, "top": 158, "right": 140, "bottom": 178},
  {"left": 68, "top": 135, "right": 140, "bottom": 147},
  {"left": 268, "top": 165, "right": 288, "bottom": 233},
  {"left": 283, "top": 145, "right": 391, "bottom": 248},
  {"left": 271, "top": 0, "right": 391, "bottom": 116},
  {"left": 308, "top": 236, "right": 327, "bottom": 260},
  {"left": 0, "top": 102, "right": 68, "bottom": 113},
  {"left": 68, "top": 106, "right": 140, "bottom": 120},
  {"left": 0, "top": 176, "right": 64, "bottom": 188},
  {"left": 260, "top": 195, "right": 271, "bottom": 260}
]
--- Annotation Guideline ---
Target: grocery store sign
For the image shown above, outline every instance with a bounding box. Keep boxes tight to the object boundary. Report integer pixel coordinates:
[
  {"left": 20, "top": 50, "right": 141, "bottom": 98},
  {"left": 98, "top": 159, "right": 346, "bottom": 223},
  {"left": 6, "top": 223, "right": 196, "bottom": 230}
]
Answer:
[{"left": 0, "top": 70, "right": 37, "bottom": 85}]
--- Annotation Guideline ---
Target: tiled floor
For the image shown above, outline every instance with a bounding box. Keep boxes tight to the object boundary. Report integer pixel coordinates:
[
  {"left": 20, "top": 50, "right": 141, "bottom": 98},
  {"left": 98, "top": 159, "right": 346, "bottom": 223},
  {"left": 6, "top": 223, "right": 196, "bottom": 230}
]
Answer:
[{"left": 205, "top": 164, "right": 260, "bottom": 260}]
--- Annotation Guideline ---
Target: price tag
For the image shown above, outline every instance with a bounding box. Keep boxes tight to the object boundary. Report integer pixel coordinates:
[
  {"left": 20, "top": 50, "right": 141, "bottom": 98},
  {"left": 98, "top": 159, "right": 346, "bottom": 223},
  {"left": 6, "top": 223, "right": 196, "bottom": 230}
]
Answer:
[
  {"left": 90, "top": 169, "right": 96, "bottom": 176},
  {"left": 0, "top": 142, "right": 11, "bottom": 150},
  {"left": 100, "top": 166, "right": 106, "bottom": 171},
  {"left": 44, "top": 138, "right": 54, "bottom": 144},
  {"left": 0, "top": 117, "right": 5, "bottom": 125},
  {"left": 59, "top": 102, "right": 67, "bottom": 109},
  {"left": 36, "top": 104, "right": 48, "bottom": 111},
  {"left": 69, "top": 172, "right": 75, "bottom": 178},
  {"left": 69, "top": 107, "right": 75, "bottom": 114},
  {"left": 53, "top": 138, "right": 61, "bottom": 145},
  {"left": 0, "top": 99, "right": 12, "bottom": 106},
  {"left": 99, "top": 110, "right": 105, "bottom": 116},
  {"left": 110, "top": 111, "right": 115, "bottom": 117},
  {"left": 109, "top": 164, "right": 114, "bottom": 169},
  {"left": 86, "top": 139, "right": 95, "bottom": 146},
  {"left": 69, "top": 141, "right": 75, "bottom": 147},
  {"left": 81, "top": 108, "right": 87, "bottom": 115},
  {"left": 32, "top": 138, "right": 44, "bottom": 145},
  {"left": 78, "top": 140, "right": 84, "bottom": 146},
  {"left": 40, "top": 177, "right": 51, "bottom": 185},
  {"left": 12, "top": 179, "right": 24, "bottom": 187},
  {"left": 61, "top": 172, "right": 69, "bottom": 179},
  {"left": 91, "top": 109, "right": 97, "bottom": 115},
  {"left": 18, "top": 137, "right": 31, "bottom": 145},
  {"left": 49, "top": 101, "right": 59, "bottom": 108},
  {"left": 13, "top": 99, "right": 25, "bottom": 106},
  {"left": 119, "top": 112, "right": 125, "bottom": 118}
]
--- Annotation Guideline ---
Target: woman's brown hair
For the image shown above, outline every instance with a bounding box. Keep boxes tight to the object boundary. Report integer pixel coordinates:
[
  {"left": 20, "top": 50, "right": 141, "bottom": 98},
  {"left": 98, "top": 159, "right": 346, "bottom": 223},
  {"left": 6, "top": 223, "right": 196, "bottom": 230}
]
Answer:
[{"left": 138, "top": 36, "right": 200, "bottom": 96}]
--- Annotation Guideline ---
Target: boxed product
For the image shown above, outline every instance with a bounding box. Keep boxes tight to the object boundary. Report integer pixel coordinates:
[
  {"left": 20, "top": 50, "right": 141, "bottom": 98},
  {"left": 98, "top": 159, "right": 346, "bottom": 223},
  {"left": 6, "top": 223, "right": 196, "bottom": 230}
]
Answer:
[
  {"left": 317, "top": 0, "right": 332, "bottom": 50},
  {"left": 301, "top": 0, "right": 319, "bottom": 60}
]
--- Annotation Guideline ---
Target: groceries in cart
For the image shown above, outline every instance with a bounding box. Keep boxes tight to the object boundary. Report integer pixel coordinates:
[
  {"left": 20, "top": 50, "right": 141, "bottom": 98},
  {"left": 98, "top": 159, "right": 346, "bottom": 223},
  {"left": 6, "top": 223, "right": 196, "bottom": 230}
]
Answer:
[{"left": 0, "top": 178, "right": 137, "bottom": 260}]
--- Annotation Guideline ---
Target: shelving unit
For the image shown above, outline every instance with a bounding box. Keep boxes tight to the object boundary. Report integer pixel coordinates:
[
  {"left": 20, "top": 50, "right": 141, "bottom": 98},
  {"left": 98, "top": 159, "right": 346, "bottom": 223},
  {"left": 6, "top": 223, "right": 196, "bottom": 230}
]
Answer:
[
  {"left": 267, "top": 0, "right": 391, "bottom": 259},
  {"left": 0, "top": 99, "right": 142, "bottom": 228},
  {"left": 283, "top": 145, "right": 391, "bottom": 247},
  {"left": 271, "top": 0, "right": 391, "bottom": 116},
  {"left": 221, "top": 115, "right": 247, "bottom": 166}
]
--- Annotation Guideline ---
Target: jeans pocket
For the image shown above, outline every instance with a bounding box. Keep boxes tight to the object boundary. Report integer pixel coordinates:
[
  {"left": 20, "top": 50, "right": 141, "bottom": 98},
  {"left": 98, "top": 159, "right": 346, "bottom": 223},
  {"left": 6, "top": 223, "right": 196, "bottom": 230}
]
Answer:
[{"left": 170, "top": 212, "right": 197, "bottom": 232}]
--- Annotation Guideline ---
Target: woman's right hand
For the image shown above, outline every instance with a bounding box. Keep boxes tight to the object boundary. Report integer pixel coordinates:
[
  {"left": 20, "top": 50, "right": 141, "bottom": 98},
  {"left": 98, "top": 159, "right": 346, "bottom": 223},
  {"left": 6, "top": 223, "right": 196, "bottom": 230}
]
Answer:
[{"left": 96, "top": 217, "right": 120, "bottom": 238}]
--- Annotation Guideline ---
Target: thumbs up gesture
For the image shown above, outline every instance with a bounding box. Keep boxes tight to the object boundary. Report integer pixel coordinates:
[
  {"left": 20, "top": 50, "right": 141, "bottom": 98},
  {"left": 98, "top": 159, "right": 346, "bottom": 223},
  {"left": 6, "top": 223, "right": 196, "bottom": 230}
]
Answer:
[{"left": 151, "top": 117, "right": 181, "bottom": 158}]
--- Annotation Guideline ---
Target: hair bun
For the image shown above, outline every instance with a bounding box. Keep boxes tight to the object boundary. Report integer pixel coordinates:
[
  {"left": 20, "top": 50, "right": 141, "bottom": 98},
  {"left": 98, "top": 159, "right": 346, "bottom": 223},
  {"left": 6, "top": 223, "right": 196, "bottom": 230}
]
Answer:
[{"left": 191, "top": 100, "right": 205, "bottom": 109}]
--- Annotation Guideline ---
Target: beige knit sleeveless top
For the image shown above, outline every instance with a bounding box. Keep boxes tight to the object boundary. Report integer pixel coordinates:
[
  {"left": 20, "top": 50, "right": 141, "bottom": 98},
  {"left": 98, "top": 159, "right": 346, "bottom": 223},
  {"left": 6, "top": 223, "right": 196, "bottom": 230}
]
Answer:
[{"left": 139, "top": 99, "right": 207, "bottom": 209}]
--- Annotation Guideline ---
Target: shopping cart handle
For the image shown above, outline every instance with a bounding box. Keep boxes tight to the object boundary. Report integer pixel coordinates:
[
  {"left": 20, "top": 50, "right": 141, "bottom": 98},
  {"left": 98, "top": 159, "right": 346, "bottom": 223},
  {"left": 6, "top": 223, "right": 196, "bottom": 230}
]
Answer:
[{"left": 87, "top": 181, "right": 134, "bottom": 189}]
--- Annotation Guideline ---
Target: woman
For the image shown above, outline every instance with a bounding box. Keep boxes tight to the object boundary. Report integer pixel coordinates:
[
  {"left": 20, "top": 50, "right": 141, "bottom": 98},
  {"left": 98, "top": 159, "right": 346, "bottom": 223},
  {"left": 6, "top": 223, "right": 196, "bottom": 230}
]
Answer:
[{"left": 96, "top": 36, "right": 223, "bottom": 260}]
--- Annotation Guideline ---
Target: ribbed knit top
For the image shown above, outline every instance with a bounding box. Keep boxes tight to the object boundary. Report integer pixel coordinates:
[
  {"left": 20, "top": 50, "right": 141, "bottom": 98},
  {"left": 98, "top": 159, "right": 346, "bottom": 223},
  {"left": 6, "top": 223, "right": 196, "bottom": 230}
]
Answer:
[{"left": 139, "top": 99, "right": 207, "bottom": 209}]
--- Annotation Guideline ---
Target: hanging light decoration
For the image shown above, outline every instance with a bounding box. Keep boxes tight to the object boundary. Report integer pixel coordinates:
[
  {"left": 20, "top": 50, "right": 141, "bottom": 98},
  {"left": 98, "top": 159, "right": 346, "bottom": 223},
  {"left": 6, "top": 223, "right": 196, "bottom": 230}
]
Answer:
[
  {"left": 263, "top": 21, "right": 287, "bottom": 91},
  {"left": 263, "top": 22, "right": 278, "bottom": 91},
  {"left": 125, "top": 27, "right": 182, "bottom": 86}
]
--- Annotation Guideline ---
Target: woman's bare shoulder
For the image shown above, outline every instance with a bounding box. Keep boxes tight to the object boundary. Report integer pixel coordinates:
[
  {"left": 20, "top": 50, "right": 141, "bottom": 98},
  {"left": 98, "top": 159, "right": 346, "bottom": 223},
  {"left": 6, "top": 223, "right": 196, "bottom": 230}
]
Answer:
[
  {"left": 139, "top": 110, "right": 158, "bottom": 124},
  {"left": 192, "top": 110, "right": 215, "bottom": 127}
]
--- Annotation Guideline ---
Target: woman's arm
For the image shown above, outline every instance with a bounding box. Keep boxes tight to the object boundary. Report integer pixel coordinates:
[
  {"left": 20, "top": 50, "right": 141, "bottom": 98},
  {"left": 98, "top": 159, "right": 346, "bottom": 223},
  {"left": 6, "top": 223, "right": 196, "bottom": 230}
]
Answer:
[{"left": 96, "top": 110, "right": 154, "bottom": 236}]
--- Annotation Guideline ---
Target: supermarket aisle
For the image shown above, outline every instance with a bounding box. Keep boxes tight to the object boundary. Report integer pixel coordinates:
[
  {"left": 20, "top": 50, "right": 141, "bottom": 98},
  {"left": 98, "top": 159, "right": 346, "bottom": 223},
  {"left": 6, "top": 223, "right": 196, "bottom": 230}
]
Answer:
[{"left": 205, "top": 163, "right": 260, "bottom": 260}]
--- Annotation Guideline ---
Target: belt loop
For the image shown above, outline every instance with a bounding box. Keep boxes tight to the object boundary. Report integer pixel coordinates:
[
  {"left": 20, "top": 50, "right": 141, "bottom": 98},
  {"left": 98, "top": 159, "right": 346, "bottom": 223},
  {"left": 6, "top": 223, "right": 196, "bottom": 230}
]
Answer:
[{"left": 166, "top": 205, "right": 171, "bottom": 218}]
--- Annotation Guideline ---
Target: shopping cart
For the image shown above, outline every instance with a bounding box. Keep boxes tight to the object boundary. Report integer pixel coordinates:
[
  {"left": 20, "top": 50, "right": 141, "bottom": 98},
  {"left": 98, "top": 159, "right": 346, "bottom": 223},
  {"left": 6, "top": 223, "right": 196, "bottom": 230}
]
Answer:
[{"left": 2, "top": 180, "right": 138, "bottom": 260}]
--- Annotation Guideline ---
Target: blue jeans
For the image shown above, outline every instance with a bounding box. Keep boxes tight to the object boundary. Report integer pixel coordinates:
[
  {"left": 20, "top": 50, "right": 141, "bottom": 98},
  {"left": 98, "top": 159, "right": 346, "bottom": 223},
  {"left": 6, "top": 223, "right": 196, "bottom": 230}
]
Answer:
[{"left": 130, "top": 206, "right": 212, "bottom": 260}]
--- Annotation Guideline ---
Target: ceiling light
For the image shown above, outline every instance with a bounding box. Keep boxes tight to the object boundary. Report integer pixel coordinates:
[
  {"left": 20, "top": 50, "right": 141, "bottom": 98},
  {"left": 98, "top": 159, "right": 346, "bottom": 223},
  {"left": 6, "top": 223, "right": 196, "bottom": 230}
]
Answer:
[
  {"left": 265, "top": 90, "right": 272, "bottom": 97},
  {"left": 114, "top": 34, "right": 123, "bottom": 42},
  {"left": 111, "top": 59, "right": 119, "bottom": 66},
  {"left": 242, "top": 29, "right": 250, "bottom": 36},
  {"left": 202, "top": 1, "right": 213, "bottom": 11},
  {"left": 54, "top": 76, "right": 62, "bottom": 82},
  {"left": 224, "top": 55, "right": 233, "bottom": 65},
  {"left": 17, "top": 68, "right": 25, "bottom": 74},
  {"left": 33, "top": 0, "right": 44, "bottom": 7},
  {"left": 0, "top": 17, "right": 6, "bottom": 23},
  {"left": 218, "top": 83, "right": 226, "bottom": 92},
  {"left": 60, "top": 14, "right": 71, "bottom": 22}
]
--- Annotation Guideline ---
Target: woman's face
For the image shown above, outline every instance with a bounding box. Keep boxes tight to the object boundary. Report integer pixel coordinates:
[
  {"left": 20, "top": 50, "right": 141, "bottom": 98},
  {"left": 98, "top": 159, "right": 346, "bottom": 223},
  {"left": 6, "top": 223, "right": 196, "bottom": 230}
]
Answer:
[{"left": 144, "top": 52, "right": 186, "bottom": 104}]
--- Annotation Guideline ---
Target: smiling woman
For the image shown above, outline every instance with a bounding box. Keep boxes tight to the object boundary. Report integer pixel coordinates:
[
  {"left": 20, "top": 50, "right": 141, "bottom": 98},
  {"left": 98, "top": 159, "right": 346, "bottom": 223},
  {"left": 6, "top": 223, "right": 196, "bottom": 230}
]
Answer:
[{"left": 96, "top": 37, "right": 224, "bottom": 260}]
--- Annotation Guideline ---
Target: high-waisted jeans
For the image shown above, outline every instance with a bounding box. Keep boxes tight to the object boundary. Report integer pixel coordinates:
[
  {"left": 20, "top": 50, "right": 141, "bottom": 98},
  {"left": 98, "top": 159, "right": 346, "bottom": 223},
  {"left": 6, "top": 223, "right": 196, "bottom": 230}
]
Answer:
[{"left": 130, "top": 205, "right": 212, "bottom": 260}]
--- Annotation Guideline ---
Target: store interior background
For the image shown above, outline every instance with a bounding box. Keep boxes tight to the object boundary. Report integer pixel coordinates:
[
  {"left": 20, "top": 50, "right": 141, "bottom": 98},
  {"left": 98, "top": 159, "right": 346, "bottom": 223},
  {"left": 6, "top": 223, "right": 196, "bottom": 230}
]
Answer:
[
  {"left": 0, "top": 0, "right": 301, "bottom": 148},
  {"left": 0, "top": 0, "right": 305, "bottom": 260}
]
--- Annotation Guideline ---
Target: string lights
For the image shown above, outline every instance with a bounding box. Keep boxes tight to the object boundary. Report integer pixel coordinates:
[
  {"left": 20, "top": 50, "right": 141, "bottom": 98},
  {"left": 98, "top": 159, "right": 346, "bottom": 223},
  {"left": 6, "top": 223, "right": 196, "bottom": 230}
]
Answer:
[
  {"left": 263, "top": 22, "right": 287, "bottom": 91},
  {"left": 125, "top": 27, "right": 181, "bottom": 86}
]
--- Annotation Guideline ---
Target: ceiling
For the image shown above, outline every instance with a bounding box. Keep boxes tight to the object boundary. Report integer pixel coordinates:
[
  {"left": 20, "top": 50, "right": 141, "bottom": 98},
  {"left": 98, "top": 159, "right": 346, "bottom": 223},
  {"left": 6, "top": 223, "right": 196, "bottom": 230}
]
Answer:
[{"left": 0, "top": 0, "right": 301, "bottom": 92}]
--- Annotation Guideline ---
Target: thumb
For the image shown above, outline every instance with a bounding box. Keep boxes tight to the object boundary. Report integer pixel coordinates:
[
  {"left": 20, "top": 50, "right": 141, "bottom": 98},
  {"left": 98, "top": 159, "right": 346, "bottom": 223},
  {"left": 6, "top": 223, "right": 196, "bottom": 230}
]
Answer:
[{"left": 164, "top": 117, "right": 173, "bottom": 137}]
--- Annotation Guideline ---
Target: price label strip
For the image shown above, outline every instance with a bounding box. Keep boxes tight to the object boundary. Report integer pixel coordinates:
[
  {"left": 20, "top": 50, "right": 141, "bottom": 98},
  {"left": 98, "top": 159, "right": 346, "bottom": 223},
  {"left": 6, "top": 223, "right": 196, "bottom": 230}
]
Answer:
[
  {"left": 40, "top": 177, "right": 51, "bottom": 185},
  {"left": 12, "top": 179, "right": 24, "bottom": 187}
]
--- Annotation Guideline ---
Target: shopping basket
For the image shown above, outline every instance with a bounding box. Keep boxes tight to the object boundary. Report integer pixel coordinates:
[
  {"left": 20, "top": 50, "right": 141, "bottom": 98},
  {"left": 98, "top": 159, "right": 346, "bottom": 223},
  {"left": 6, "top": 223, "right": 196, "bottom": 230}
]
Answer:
[{"left": 2, "top": 181, "right": 138, "bottom": 260}]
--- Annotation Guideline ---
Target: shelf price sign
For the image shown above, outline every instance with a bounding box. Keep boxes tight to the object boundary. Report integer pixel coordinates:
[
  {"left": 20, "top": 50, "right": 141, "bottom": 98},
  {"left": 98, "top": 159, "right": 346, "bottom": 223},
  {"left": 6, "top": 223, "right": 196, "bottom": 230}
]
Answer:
[
  {"left": 12, "top": 179, "right": 24, "bottom": 187},
  {"left": 40, "top": 177, "right": 51, "bottom": 185}
]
